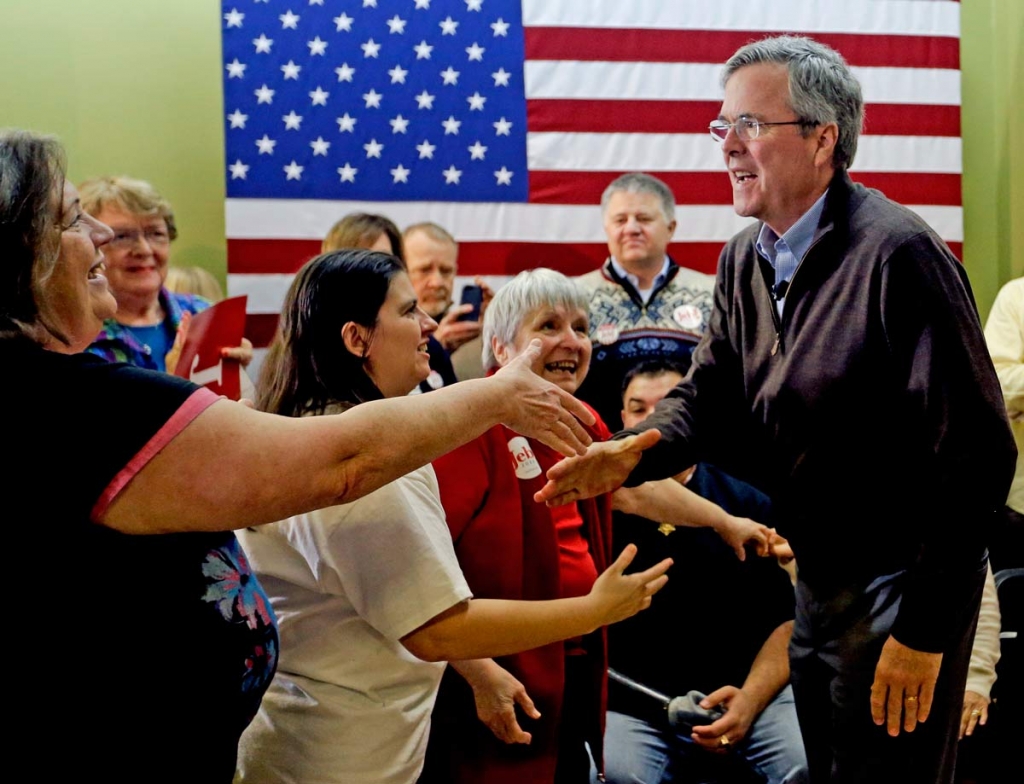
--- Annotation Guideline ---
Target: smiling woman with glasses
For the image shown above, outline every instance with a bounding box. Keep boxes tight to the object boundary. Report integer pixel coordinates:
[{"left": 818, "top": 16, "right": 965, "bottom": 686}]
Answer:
[
  {"left": 709, "top": 116, "right": 819, "bottom": 142},
  {"left": 106, "top": 225, "right": 172, "bottom": 250},
  {"left": 79, "top": 175, "right": 251, "bottom": 371}
]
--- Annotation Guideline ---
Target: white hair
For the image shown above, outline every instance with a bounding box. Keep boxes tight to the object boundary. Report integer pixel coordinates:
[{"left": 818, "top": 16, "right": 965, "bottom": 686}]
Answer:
[{"left": 482, "top": 268, "right": 589, "bottom": 371}]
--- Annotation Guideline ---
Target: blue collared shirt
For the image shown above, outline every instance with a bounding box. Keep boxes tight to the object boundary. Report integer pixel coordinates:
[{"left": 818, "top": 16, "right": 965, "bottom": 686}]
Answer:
[
  {"left": 755, "top": 191, "right": 828, "bottom": 317},
  {"left": 609, "top": 256, "right": 671, "bottom": 305}
]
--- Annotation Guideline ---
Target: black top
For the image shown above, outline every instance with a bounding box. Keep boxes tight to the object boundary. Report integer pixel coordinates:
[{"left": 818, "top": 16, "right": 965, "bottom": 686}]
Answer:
[
  {"left": 3, "top": 340, "right": 278, "bottom": 782},
  {"left": 420, "top": 334, "right": 459, "bottom": 392},
  {"left": 608, "top": 464, "right": 793, "bottom": 715}
]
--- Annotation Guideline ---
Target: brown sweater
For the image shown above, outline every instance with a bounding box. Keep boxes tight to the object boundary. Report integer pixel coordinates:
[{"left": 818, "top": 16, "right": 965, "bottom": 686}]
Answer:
[{"left": 623, "top": 170, "right": 1015, "bottom": 653}]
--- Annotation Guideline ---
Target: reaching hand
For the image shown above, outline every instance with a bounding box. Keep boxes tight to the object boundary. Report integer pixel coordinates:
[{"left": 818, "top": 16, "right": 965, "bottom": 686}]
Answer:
[
  {"left": 534, "top": 429, "right": 661, "bottom": 506},
  {"left": 588, "top": 544, "right": 672, "bottom": 626},
  {"left": 458, "top": 659, "right": 540, "bottom": 745},
  {"left": 767, "top": 529, "right": 795, "bottom": 565},
  {"left": 870, "top": 635, "right": 942, "bottom": 736},
  {"left": 492, "top": 339, "right": 596, "bottom": 457},
  {"left": 717, "top": 516, "right": 771, "bottom": 561},
  {"left": 690, "top": 685, "right": 758, "bottom": 752}
]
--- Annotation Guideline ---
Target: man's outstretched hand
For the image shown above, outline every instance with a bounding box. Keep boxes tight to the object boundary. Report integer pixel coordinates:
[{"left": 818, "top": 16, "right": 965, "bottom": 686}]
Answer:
[{"left": 534, "top": 429, "right": 661, "bottom": 506}]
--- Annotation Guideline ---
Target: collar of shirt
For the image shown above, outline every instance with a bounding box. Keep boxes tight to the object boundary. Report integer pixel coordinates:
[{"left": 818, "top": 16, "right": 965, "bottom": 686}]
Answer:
[
  {"left": 755, "top": 191, "right": 828, "bottom": 316},
  {"left": 609, "top": 256, "right": 671, "bottom": 305}
]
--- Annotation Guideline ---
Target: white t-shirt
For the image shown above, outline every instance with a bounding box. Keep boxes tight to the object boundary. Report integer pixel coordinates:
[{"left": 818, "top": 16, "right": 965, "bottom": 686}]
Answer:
[{"left": 236, "top": 464, "right": 472, "bottom": 784}]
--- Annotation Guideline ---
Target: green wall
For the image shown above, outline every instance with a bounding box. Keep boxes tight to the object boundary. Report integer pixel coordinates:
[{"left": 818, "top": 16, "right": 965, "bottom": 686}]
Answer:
[
  {"left": 2, "top": 0, "right": 1021, "bottom": 315},
  {"left": 1, "top": 0, "right": 228, "bottom": 273},
  {"left": 961, "top": 0, "right": 1024, "bottom": 316}
]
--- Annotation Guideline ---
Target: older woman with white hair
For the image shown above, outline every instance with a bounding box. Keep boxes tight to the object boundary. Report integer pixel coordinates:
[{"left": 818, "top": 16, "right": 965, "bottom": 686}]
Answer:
[{"left": 422, "top": 269, "right": 768, "bottom": 784}]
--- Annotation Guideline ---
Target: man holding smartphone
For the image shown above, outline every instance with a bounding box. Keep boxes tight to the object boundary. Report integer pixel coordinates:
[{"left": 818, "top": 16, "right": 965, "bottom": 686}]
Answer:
[{"left": 404, "top": 222, "right": 491, "bottom": 379}]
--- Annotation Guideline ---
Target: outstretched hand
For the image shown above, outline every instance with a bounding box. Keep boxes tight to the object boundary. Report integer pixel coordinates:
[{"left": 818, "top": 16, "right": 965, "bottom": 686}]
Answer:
[
  {"left": 534, "top": 428, "right": 661, "bottom": 506},
  {"left": 717, "top": 516, "right": 771, "bottom": 561},
  {"left": 767, "top": 529, "right": 795, "bottom": 565},
  {"left": 588, "top": 544, "right": 672, "bottom": 626},
  {"left": 493, "top": 339, "right": 596, "bottom": 457}
]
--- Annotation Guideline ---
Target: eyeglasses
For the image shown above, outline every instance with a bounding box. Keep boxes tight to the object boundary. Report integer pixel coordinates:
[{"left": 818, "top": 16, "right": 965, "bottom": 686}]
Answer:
[
  {"left": 709, "top": 117, "right": 817, "bottom": 143},
  {"left": 107, "top": 227, "right": 171, "bottom": 250}
]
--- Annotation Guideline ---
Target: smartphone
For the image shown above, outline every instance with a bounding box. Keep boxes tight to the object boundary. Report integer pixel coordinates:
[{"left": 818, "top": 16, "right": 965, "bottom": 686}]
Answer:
[{"left": 458, "top": 284, "right": 484, "bottom": 322}]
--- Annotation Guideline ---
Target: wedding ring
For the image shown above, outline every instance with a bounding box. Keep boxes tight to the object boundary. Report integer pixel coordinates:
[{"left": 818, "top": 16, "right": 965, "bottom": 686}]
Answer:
[
  {"left": 905, "top": 696, "right": 917, "bottom": 703},
  {"left": 971, "top": 710, "right": 982, "bottom": 717},
  {"left": 719, "top": 736, "right": 731, "bottom": 747}
]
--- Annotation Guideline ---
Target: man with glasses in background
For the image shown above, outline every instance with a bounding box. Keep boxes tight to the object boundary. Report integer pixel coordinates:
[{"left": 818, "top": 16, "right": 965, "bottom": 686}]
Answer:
[
  {"left": 538, "top": 35, "right": 1014, "bottom": 784},
  {"left": 403, "top": 221, "right": 492, "bottom": 381}
]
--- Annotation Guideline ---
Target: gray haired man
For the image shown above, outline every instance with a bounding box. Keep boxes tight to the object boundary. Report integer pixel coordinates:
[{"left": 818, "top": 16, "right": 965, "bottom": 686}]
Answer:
[{"left": 538, "top": 35, "right": 1015, "bottom": 784}]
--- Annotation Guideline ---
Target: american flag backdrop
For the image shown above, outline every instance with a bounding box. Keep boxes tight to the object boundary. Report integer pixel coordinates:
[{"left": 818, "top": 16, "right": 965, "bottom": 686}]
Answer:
[{"left": 221, "top": 0, "right": 963, "bottom": 347}]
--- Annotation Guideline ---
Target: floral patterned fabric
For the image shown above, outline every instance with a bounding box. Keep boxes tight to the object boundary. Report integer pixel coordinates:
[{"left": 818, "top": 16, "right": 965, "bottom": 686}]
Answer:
[
  {"left": 86, "top": 287, "right": 210, "bottom": 370},
  {"left": 5, "top": 341, "right": 277, "bottom": 782},
  {"left": 201, "top": 536, "right": 279, "bottom": 720}
]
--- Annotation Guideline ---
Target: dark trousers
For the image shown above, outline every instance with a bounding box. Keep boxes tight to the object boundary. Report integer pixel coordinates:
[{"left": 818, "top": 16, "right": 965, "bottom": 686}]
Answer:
[
  {"left": 555, "top": 653, "right": 596, "bottom": 784},
  {"left": 989, "top": 506, "right": 1024, "bottom": 572},
  {"left": 789, "top": 567, "right": 984, "bottom": 784}
]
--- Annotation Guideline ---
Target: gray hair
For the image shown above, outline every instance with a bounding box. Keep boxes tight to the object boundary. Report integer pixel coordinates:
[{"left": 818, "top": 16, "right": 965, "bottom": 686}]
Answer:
[
  {"left": 600, "top": 172, "right": 676, "bottom": 223},
  {"left": 722, "top": 35, "right": 864, "bottom": 170},
  {"left": 483, "top": 268, "right": 589, "bottom": 371},
  {"left": 403, "top": 221, "right": 458, "bottom": 250},
  {"left": 0, "top": 129, "right": 67, "bottom": 344},
  {"left": 79, "top": 175, "right": 178, "bottom": 241}
]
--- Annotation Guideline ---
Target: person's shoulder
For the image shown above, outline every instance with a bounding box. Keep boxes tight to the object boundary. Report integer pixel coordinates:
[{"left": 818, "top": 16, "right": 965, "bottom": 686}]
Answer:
[
  {"left": 356, "top": 468, "right": 426, "bottom": 506},
  {"left": 165, "top": 289, "right": 211, "bottom": 316},
  {"left": 392, "top": 463, "right": 442, "bottom": 501},
  {"left": 842, "top": 178, "right": 948, "bottom": 256},
  {"left": 3, "top": 340, "right": 142, "bottom": 390},
  {"left": 665, "top": 261, "right": 717, "bottom": 292},
  {"left": 576, "top": 261, "right": 615, "bottom": 290},
  {"left": 995, "top": 276, "right": 1024, "bottom": 304},
  {"left": 720, "top": 222, "right": 761, "bottom": 261},
  {"left": 857, "top": 189, "right": 932, "bottom": 236}
]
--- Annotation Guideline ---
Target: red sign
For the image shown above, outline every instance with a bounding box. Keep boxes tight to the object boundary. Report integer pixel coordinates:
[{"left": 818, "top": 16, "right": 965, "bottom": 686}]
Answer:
[{"left": 172, "top": 296, "right": 248, "bottom": 400}]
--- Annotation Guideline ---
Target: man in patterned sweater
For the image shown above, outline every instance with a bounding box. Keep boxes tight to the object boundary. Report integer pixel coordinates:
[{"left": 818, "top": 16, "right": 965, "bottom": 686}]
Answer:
[{"left": 576, "top": 172, "right": 716, "bottom": 429}]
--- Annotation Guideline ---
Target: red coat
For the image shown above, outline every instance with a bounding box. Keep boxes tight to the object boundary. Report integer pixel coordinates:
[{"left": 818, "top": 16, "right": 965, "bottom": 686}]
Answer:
[{"left": 423, "top": 412, "right": 614, "bottom": 784}]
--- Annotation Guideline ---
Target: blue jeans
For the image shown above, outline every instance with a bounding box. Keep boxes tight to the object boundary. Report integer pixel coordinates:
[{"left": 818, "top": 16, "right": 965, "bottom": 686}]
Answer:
[{"left": 598, "top": 686, "right": 807, "bottom": 784}]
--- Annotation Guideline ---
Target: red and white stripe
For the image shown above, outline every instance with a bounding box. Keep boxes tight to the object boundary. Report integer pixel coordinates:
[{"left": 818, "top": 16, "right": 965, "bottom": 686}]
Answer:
[{"left": 227, "top": 0, "right": 962, "bottom": 347}]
